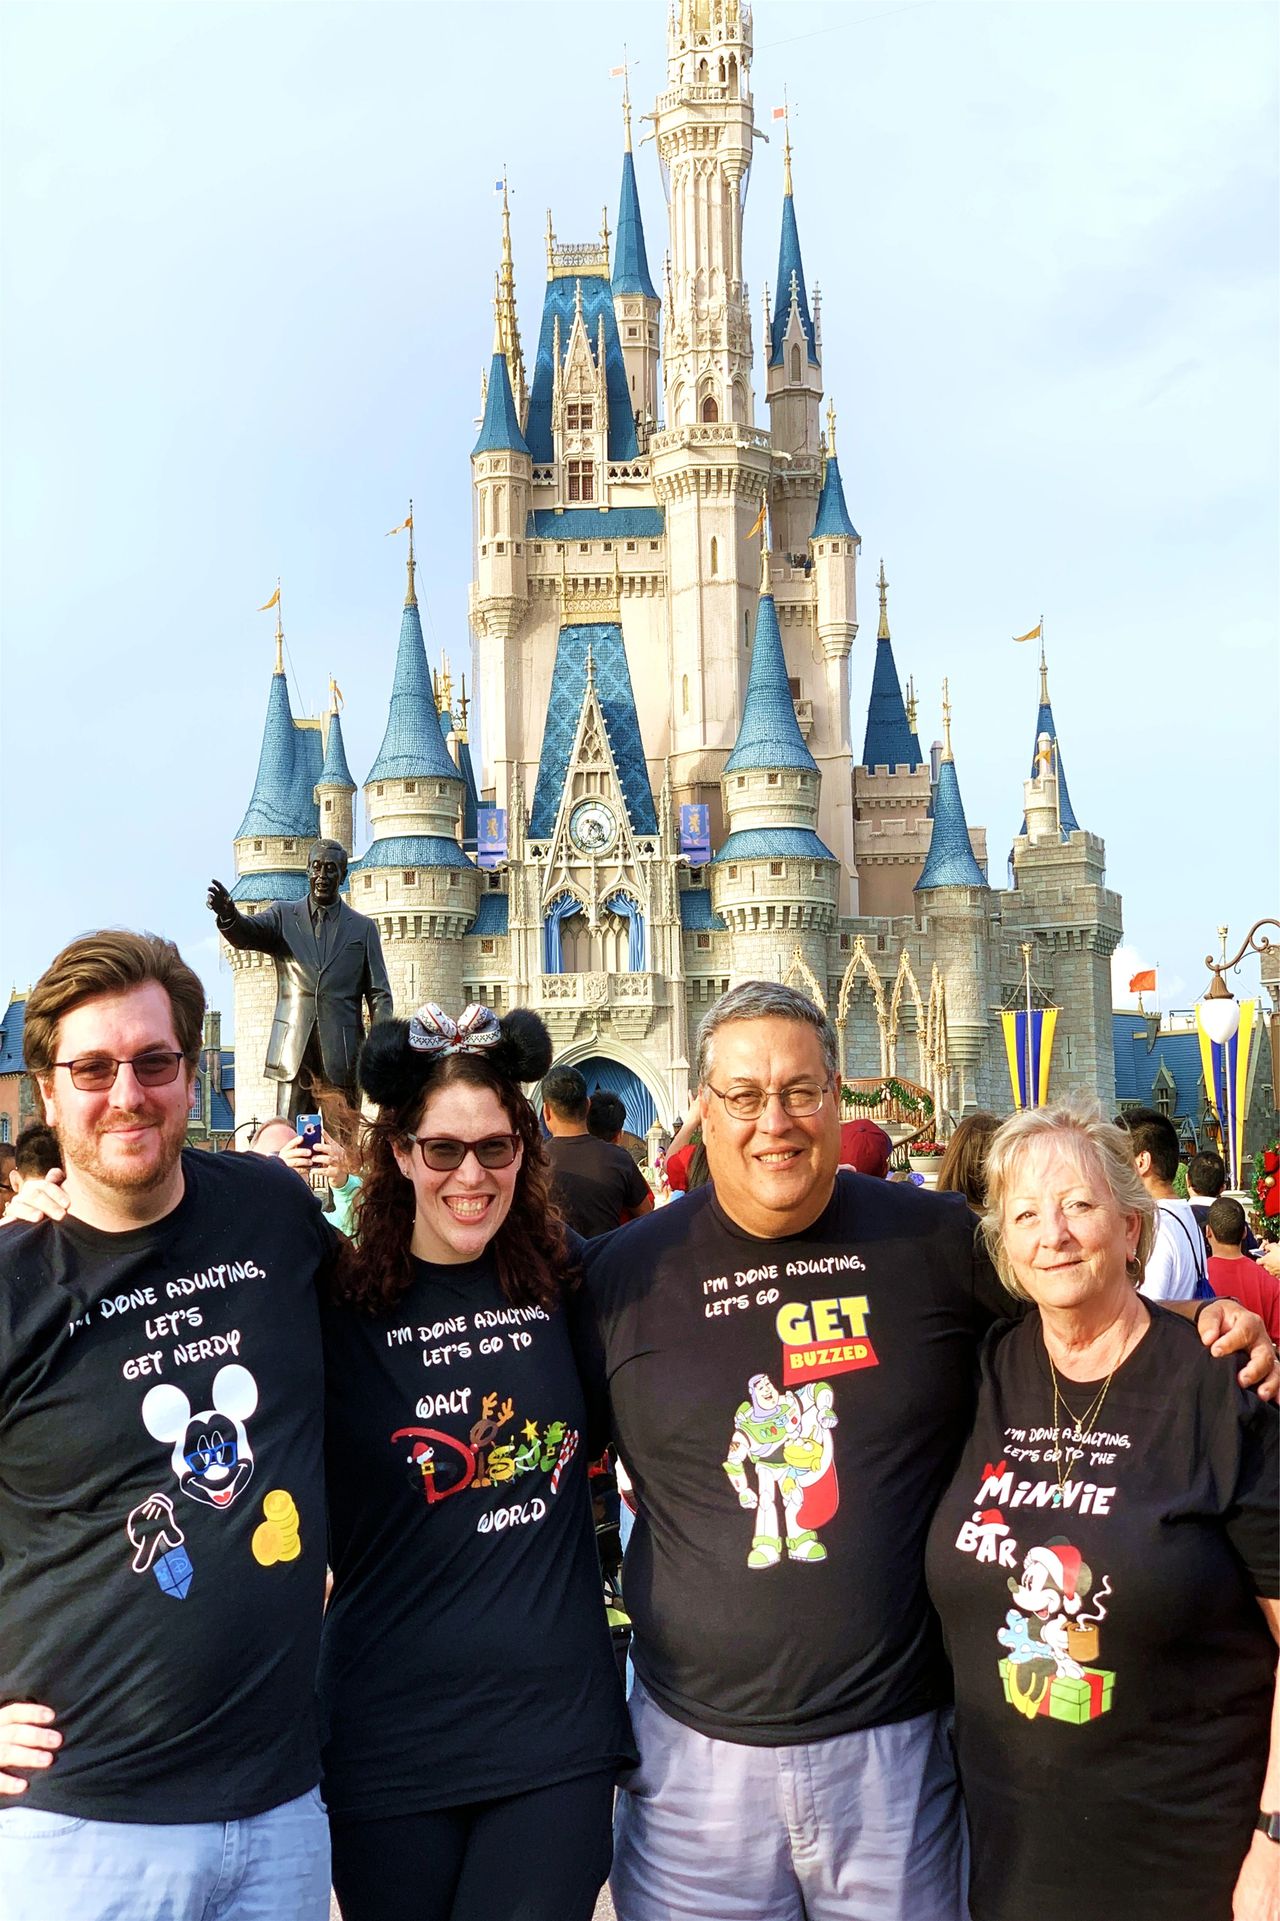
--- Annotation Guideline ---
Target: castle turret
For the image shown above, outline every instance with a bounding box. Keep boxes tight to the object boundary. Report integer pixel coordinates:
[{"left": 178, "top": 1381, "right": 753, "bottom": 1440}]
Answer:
[
  {"left": 712, "top": 549, "right": 839, "bottom": 987},
  {"left": 852, "top": 563, "right": 933, "bottom": 915},
  {"left": 612, "top": 80, "right": 660, "bottom": 438},
  {"left": 914, "top": 683, "right": 991, "bottom": 1109},
  {"left": 811, "top": 399, "right": 859, "bottom": 656},
  {"left": 231, "top": 608, "right": 322, "bottom": 904},
  {"left": 765, "top": 120, "right": 824, "bottom": 555},
  {"left": 1009, "top": 648, "right": 1121, "bottom": 1108},
  {"left": 352, "top": 536, "right": 480, "bottom": 1011},
  {"left": 315, "top": 678, "right": 356, "bottom": 857},
  {"left": 471, "top": 307, "right": 532, "bottom": 651}
]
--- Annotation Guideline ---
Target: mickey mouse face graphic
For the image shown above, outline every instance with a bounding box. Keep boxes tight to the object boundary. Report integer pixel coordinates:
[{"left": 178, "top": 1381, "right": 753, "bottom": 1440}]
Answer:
[{"left": 142, "top": 1365, "right": 258, "bottom": 1510}]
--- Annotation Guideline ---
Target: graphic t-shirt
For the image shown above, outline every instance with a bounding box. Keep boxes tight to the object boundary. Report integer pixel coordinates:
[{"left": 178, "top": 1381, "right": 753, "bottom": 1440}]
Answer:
[
  {"left": 546, "top": 1134, "right": 651, "bottom": 1239},
  {"left": 318, "top": 1250, "right": 634, "bottom": 1817},
  {"left": 924, "top": 1308, "right": 1278, "bottom": 1921},
  {"left": 581, "top": 1175, "right": 1009, "bottom": 1744},
  {"left": 0, "top": 1150, "right": 332, "bottom": 1822}
]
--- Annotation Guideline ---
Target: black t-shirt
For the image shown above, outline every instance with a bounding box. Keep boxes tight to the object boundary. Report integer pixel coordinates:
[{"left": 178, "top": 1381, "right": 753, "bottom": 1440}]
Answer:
[
  {"left": 318, "top": 1248, "right": 634, "bottom": 1817},
  {"left": 0, "top": 1150, "right": 332, "bottom": 1822},
  {"left": 546, "top": 1134, "right": 651, "bottom": 1240},
  {"left": 924, "top": 1307, "right": 1278, "bottom": 1921},
  {"left": 581, "top": 1174, "right": 1007, "bottom": 1744}
]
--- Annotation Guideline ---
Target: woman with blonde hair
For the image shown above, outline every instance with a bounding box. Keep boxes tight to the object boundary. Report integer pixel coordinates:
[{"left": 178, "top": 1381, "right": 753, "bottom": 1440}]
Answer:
[{"left": 926, "top": 1096, "right": 1279, "bottom": 1921}]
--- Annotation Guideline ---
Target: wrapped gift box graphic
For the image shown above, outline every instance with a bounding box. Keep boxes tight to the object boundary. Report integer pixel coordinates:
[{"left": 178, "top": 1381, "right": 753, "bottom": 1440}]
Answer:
[{"left": 999, "top": 1659, "right": 1114, "bottom": 1723}]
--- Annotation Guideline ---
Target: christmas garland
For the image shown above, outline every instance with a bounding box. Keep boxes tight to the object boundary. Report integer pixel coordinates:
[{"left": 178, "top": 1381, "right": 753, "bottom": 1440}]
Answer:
[
  {"left": 1252, "top": 1142, "right": 1280, "bottom": 1243},
  {"left": 839, "top": 1079, "right": 935, "bottom": 1121}
]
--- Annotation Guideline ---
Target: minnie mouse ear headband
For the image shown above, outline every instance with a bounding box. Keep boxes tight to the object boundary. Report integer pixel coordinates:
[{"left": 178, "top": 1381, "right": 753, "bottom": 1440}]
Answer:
[{"left": 358, "top": 1002, "right": 554, "bottom": 1111}]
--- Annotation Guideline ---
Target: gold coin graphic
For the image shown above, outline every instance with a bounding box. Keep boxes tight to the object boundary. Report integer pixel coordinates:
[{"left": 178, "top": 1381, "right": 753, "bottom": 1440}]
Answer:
[
  {"left": 252, "top": 1522, "right": 281, "bottom": 1567},
  {"left": 263, "top": 1490, "right": 297, "bottom": 1523}
]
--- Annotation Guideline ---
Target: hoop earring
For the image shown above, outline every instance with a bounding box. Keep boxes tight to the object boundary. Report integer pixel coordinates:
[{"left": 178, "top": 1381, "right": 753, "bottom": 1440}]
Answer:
[{"left": 1125, "top": 1254, "right": 1142, "bottom": 1283}]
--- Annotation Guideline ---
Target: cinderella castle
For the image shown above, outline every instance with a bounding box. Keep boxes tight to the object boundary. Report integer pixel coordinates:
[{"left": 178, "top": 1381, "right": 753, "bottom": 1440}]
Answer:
[{"left": 221, "top": 0, "right": 1123, "bottom": 1139}]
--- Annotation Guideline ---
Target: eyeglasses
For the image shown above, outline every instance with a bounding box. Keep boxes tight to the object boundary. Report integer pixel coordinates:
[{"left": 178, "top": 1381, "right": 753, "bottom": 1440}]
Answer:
[
  {"left": 411, "top": 1134, "right": 521, "bottom": 1172},
  {"left": 54, "top": 1049, "right": 188, "bottom": 1092},
  {"left": 703, "top": 1080, "right": 831, "bottom": 1122}
]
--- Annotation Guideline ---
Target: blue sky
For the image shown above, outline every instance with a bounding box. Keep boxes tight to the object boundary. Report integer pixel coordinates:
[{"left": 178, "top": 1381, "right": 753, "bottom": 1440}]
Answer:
[{"left": 2, "top": 0, "right": 1276, "bottom": 1032}]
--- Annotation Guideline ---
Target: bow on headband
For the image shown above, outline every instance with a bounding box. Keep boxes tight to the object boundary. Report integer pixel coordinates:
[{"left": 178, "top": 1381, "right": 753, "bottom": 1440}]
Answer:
[{"left": 407, "top": 1003, "right": 503, "bottom": 1059}]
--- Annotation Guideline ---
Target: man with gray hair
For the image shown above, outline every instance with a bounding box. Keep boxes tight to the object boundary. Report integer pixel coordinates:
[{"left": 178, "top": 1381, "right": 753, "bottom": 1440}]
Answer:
[
  {"left": 581, "top": 980, "right": 1278, "bottom": 1921},
  {"left": 207, "top": 839, "right": 392, "bottom": 1117}
]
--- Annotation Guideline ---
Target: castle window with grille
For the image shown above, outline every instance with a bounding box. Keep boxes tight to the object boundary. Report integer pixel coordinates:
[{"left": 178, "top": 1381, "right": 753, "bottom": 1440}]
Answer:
[
  {"left": 770, "top": 862, "right": 784, "bottom": 877},
  {"left": 324, "top": 800, "right": 332, "bottom": 814},
  {"left": 364, "top": 875, "right": 372, "bottom": 889},
  {"left": 283, "top": 839, "right": 295, "bottom": 852},
  {"left": 812, "top": 865, "right": 822, "bottom": 879},
  {"left": 696, "top": 933, "right": 710, "bottom": 950},
  {"left": 448, "top": 874, "right": 460, "bottom": 887},
  {"left": 253, "top": 839, "right": 263, "bottom": 852},
  {"left": 626, "top": 541, "right": 637, "bottom": 552},
  {"left": 736, "top": 776, "right": 746, "bottom": 789},
  {"left": 649, "top": 541, "right": 659, "bottom": 551},
  {"left": 788, "top": 678, "right": 801, "bottom": 699},
  {"left": 568, "top": 460, "right": 595, "bottom": 502},
  {"left": 767, "top": 773, "right": 779, "bottom": 786},
  {"left": 403, "top": 872, "right": 416, "bottom": 886},
  {"left": 728, "top": 865, "right": 739, "bottom": 879},
  {"left": 627, "top": 326, "right": 638, "bottom": 339},
  {"left": 496, "top": 541, "right": 506, "bottom": 554},
  {"left": 566, "top": 402, "right": 593, "bottom": 432},
  {"left": 376, "top": 784, "right": 384, "bottom": 797},
  {"left": 405, "top": 782, "right": 417, "bottom": 794},
  {"left": 840, "top": 934, "right": 850, "bottom": 951},
  {"left": 481, "top": 939, "right": 495, "bottom": 955}
]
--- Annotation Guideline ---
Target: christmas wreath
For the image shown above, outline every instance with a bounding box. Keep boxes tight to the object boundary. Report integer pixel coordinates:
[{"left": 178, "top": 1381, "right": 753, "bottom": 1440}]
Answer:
[{"left": 1252, "top": 1142, "right": 1280, "bottom": 1244}]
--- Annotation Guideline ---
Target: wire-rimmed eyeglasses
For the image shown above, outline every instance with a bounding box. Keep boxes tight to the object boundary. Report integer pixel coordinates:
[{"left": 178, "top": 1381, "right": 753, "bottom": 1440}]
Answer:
[{"left": 702, "top": 1080, "right": 831, "bottom": 1122}]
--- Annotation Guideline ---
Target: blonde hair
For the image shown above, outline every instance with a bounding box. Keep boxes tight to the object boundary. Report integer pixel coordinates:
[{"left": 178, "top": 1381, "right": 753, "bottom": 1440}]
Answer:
[{"left": 980, "top": 1095, "right": 1156, "bottom": 1301}]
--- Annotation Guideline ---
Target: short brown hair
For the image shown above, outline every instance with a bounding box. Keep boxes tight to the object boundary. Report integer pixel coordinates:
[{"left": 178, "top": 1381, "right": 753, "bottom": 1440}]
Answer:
[{"left": 24, "top": 931, "right": 206, "bottom": 1075}]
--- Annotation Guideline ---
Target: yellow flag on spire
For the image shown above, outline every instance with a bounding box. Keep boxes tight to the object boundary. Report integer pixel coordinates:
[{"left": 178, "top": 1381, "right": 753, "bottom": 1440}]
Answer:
[
  {"left": 1013, "top": 620, "right": 1042, "bottom": 643},
  {"left": 746, "top": 499, "right": 768, "bottom": 541},
  {"left": 258, "top": 585, "right": 280, "bottom": 612},
  {"left": 386, "top": 512, "right": 413, "bottom": 536}
]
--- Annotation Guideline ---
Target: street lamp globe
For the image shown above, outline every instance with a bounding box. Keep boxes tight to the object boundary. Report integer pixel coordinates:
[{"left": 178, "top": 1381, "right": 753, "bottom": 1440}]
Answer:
[{"left": 1198, "top": 989, "right": 1241, "bottom": 1047}]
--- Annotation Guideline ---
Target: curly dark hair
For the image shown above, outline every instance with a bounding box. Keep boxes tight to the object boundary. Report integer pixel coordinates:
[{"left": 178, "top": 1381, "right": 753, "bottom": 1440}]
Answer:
[{"left": 338, "top": 1010, "right": 575, "bottom": 1317}]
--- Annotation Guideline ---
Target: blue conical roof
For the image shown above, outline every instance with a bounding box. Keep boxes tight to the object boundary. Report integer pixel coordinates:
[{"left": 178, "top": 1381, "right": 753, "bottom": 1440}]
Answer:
[
  {"left": 613, "top": 149, "right": 657, "bottom": 299},
  {"left": 769, "top": 192, "right": 818, "bottom": 368},
  {"left": 366, "top": 601, "right": 463, "bottom": 785},
  {"left": 861, "top": 635, "right": 921, "bottom": 770},
  {"left": 812, "top": 454, "right": 858, "bottom": 539},
  {"left": 236, "top": 671, "right": 318, "bottom": 839},
  {"left": 318, "top": 710, "right": 355, "bottom": 791},
  {"left": 725, "top": 594, "right": 817, "bottom": 774},
  {"left": 1022, "top": 695, "right": 1080, "bottom": 836},
  {"left": 472, "top": 350, "right": 529, "bottom": 456},
  {"left": 916, "top": 758, "right": 988, "bottom": 889}
]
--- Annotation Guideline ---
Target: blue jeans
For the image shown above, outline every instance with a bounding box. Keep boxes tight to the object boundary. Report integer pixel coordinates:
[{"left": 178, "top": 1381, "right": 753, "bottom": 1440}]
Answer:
[
  {"left": 0, "top": 1785, "right": 329, "bottom": 1921},
  {"left": 613, "top": 1679, "right": 967, "bottom": 1921}
]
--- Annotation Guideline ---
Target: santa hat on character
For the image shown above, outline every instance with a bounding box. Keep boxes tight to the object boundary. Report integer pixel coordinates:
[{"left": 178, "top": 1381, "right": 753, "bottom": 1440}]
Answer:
[{"left": 1024, "top": 1539, "right": 1087, "bottom": 1612}]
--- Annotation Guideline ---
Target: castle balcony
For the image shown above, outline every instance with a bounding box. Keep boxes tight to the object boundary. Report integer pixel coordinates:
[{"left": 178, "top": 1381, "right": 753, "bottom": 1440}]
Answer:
[
  {"left": 535, "top": 970, "right": 667, "bottom": 1010},
  {"left": 650, "top": 423, "right": 772, "bottom": 458}
]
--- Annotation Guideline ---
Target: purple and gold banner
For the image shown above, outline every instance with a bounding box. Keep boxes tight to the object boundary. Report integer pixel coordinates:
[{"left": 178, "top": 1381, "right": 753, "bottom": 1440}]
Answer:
[
  {"left": 1196, "top": 999, "right": 1256, "bottom": 1186},
  {"left": 1001, "top": 1007, "right": 1058, "bottom": 1111}
]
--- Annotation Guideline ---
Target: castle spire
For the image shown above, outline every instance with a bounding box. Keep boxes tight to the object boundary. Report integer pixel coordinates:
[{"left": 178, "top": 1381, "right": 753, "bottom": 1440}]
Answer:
[
  {"left": 1022, "top": 634, "right": 1080, "bottom": 834},
  {"left": 769, "top": 121, "right": 817, "bottom": 370},
  {"left": 915, "top": 686, "right": 988, "bottom": 890},
  {"left": 859, "top": 560, "right": 920, "bottom": 771},
  {"left": 494, "top": 173, "right": 527, "bottom": 417},
  {"left": 236, "top": 648, "right": 312, "bottom": 839},
  {"left": 367, "top": 559, "right": 463, "bottom": 787},
  {"left": 725, "top": 581, "right": 816, "bottom": 777},
  {"left": 613, "top": 78, "right": 657, "bottom": 299}
]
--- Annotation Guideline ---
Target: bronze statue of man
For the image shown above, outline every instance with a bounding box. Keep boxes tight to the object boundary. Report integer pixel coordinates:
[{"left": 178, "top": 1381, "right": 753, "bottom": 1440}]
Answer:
[{"left": 208, "top": 840, "right": 393, "bottom": 1118}]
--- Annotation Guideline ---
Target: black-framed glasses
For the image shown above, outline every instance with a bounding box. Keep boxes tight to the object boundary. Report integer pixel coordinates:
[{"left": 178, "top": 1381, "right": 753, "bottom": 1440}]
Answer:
[
  {"left": 411, "top": 1133, "right": 521, "bottom": 1172},
  {"left": 54, "top": 1049, "right": 187, "bottom": 1093},
  {"left": 703, "top": 1080, "right": 831, "bottom": 1122}
]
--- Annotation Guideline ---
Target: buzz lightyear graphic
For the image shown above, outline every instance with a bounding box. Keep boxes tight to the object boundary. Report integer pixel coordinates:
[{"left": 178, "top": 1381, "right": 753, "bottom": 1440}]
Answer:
[{"left": 723, "top": 1373, "right": 839, "bottom": 1567}]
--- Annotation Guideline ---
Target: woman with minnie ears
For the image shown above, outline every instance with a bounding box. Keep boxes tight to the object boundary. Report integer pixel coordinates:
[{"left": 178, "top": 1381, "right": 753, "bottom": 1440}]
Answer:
[{"left": 320, "top": 1003, "right": 634, "bottom": 1921}]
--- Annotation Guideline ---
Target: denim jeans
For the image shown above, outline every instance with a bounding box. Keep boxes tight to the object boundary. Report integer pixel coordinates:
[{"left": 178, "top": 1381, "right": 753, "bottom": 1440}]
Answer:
[{"left": 0, "top": 1785, "right": 329, "bottom": 1921}]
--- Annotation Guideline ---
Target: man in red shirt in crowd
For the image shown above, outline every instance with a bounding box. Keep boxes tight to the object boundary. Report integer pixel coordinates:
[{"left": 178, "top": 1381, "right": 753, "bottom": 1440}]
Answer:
[{"left": 1206, "top": 1197, "right": 1280, "bottom": 1342}]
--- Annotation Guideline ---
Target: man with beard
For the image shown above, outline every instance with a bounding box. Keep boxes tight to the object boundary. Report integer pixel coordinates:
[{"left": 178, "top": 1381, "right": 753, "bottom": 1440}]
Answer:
[{"left": 0, "top": 931, "right": 335, "bottom": 1920}]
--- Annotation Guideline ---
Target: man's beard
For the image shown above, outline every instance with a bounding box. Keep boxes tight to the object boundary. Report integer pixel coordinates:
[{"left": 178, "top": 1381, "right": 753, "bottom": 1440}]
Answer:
[{"left": 66, "top": 1103, "right": 188, "bottom": 1194}]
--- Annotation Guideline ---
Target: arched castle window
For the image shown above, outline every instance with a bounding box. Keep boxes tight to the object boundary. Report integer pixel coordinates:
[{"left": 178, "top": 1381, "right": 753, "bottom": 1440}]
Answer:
[
  {"left": 709, "top": 536, "right": 718, "bottom": 575},
  {"left": 494, "top": 482, "right": 505, "bottom": 524},
  {"left": 790, "top": 344, "right": 801, "bottom": 382},
  {"left": 701, "top": 394, "right": 719, "bottom": 422}
]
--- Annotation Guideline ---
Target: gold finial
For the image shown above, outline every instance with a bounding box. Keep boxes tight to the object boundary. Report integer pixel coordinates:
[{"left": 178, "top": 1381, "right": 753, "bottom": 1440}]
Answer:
[
  {"left": 877, "top": 558, "right": 890, "bottom": 641},
  {"left": 438, "top": 651, "right": 453, "bottom": 720},
  {"left": 906, "top": 674, "right": 918, "bottom": 732},
  {"left": 759, "top": 520, "right": 771, "bottom": 595},
  {"left": 457, "top": 673, "right": 470, "bottom": 743},
  {"left": 328, "top": 674, "right": 343, "bottom": 715},
  {"left": 405, "top": 499, "right": 417, "bottom": 608},
  {"left": 274, "top": 605, "right": 283, "bottom": 677},
  {"left": 941, "top": 678, "right": 953, "bottom": 762},
  {"left": 601, "top": 205, "right": 611, "bottom": 269},
  {"left": 781, "top": 91, "right": 793, "bottom": 196},
  {"left": 826, "top": 397, "right": 837, "bottom": 459},
  {"left": 545, "top": 207, "right": 555, "bottom": 274},
  {"left": 621, "top": 50, "right": 633, "bottom": 152},
  {"left": 1039, "top": 625, "right": 1049, "bottom": 706}
]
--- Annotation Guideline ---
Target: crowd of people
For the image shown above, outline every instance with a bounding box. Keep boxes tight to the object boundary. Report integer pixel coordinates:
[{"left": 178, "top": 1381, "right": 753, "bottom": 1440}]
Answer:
[{"left": 0, "top": 929, "right": 1277, "bottom": 1921}]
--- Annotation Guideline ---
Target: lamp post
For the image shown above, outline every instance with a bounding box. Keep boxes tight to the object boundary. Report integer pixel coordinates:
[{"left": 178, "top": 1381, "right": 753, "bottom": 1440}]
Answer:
[
  {"left": 1199, "top": 919, "right": 1279, "bottom": 1046},
  {"left": 1198, "top": 919, "right": 1278, "bottom": 1187}
]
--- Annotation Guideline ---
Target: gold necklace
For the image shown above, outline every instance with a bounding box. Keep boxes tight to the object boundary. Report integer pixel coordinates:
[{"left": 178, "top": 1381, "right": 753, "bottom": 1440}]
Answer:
[{"left": 1048, "top": 1359, "right": 1115, "bottom": 1509}]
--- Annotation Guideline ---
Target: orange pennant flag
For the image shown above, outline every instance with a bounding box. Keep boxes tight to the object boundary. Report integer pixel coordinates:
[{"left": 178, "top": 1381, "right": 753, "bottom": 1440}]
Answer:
[{"left": 1128, "top": 969, "right": 1156, "bottom": 994}]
